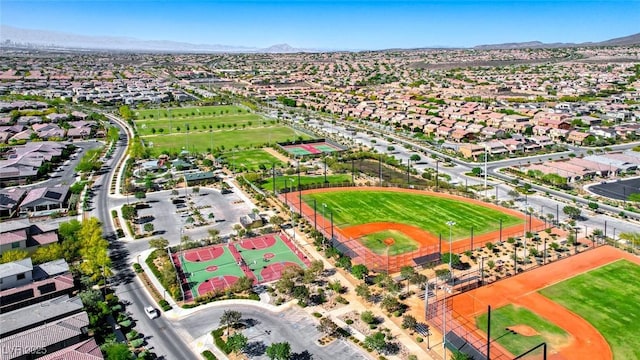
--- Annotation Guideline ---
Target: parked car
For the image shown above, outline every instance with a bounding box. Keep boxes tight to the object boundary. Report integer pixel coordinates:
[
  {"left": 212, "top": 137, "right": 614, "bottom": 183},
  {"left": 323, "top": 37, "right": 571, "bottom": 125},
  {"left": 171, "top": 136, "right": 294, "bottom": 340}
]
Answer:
[{"left": 144, "top": 306, "right": 159, "bottom": 319}]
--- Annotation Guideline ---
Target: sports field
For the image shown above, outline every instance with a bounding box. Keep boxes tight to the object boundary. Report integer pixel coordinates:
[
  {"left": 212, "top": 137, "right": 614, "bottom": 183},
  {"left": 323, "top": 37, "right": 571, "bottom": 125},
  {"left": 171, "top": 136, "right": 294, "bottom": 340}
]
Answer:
[
  {"left": 540, "top": 259, "right": 640, "bottom": 359},
  {"left": 362, "top": 230, "right": 419, "bottom": 255},
  {"left": 143, "top": 126, "right": 310, "bottom": 157},
  {"left": 261, "top": 174, "right": 352, "bottom": 192},
  {"left": 282, "top": 141, "right": 343, "bottom": 156},
  {"left": 173, "top": 233, "right": 310, "bottom": 300},
  {"left": 301, "top": 189, "right": 522, "bottom": 240},
  {"left": 220, "top": 149, "right": 285, "bottom": 171},
  {"left": 476, "top": 304, "right": 569, "bottom": 356},
  {"left": 134, "top": 106, "right": 263, "bottom": 136},
  {"left": 442, "top": 246, "right": 640, "bottom": 360},
  {"left": 134, "top": 105, "right": 311, "bottom": 156}
]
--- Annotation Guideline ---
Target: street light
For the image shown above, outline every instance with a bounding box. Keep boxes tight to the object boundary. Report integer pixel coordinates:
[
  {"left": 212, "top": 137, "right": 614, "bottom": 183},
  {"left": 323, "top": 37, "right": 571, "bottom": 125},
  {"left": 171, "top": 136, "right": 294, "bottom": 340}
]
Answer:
[{"left": 443, "top": 220, "right": 455, "bottom": 359}]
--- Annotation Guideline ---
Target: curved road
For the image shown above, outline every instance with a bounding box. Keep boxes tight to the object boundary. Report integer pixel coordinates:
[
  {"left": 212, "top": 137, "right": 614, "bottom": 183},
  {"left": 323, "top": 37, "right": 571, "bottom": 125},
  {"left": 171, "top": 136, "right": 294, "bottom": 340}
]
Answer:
[{"left": 93, "top": 114, "right": 198, "bottom": 360}]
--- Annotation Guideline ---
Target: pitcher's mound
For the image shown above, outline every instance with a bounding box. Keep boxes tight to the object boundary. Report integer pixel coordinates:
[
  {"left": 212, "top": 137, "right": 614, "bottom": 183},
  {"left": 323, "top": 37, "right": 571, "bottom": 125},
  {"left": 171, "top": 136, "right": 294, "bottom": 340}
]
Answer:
[{"left": 508, "top": 325, "right": 539, "bottom": 336}]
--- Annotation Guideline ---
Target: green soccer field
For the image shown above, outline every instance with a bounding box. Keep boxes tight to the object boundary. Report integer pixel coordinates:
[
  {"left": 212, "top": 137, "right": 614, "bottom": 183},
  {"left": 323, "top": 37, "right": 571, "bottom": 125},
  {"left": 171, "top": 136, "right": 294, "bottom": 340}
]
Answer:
[
  {"left": 362, "top": 230, "right": 419, "bottom": 255},
  {"left": 220, "top": 149, "right": 285, "bottom": 171},
  {"left": 301, "top": 190, "right": 522, "bottom": 240},
  {"left": 539, "top": 260, "right": 640, "bottom": 359},
  {"left": 142, "top": 126, "right": 310, "bottom": 157},
  {"left": 475, "top": 304, "right": 569, "bottom": 356},
  {"left": 260, "top": 174, "right": 352, "bottom": 192}
]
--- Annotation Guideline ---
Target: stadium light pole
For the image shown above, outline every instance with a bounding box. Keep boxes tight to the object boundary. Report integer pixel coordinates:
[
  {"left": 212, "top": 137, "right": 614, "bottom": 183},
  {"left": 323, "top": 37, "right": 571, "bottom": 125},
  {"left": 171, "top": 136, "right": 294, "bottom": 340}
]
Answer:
[
  {"left": 443, "top": 220, "right": 456, "bottom": 359},
  {"left": 322, "top": 203, "right": 328, "bottom": 250}
]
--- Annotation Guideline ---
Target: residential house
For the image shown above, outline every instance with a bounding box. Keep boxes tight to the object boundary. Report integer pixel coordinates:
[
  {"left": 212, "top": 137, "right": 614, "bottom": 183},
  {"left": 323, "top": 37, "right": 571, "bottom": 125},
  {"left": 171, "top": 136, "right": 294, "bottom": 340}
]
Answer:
[
  {"left": 19, "top": 185, "right": 70, "bottom": 215},
  {"left": 589, "top": 126, "right": 617, "bottom": 139},
  {"left": 458, "top": 144, "right": 485, "bottom": 159},
  {"left": 0, "top": 258, "right": 33, "bottom": 291},
  {"left": 0, "top": 188, "right": 27, "bottom": 218},
  {"left": 567, "top": 131, "right": 592, "bottom": 145},
  {"left": 0, "top": 259, "right": 74, "bottom": 314},
  {"left": 0, "top": 220, "right": 59, "bottom": 255}
]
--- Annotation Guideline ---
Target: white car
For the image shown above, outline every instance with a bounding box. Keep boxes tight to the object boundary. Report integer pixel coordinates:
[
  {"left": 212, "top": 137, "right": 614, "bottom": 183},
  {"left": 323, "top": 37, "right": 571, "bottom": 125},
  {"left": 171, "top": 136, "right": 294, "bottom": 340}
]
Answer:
[{"left": 144, "top": 306, "right": 159, "bottom": 319}]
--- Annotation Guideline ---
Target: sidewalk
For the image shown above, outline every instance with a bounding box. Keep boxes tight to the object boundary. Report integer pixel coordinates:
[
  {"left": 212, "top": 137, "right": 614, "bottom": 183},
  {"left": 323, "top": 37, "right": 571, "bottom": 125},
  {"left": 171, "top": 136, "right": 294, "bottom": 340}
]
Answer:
[{"left": 288, "top": 227, "right": 435, "bottom": 360}]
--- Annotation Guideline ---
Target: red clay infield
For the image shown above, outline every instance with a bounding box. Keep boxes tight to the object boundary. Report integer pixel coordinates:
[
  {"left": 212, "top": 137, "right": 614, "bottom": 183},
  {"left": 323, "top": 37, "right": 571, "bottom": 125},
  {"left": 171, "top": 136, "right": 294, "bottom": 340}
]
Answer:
[
  {"left": 184, "top": 246, "right": 224, "bottom": 262},
  {"left": 239, "top": 235, "right": 276, "bottom": 250},
  {"left": 449, "top": 246, "right": 640, "bottom": 360},
  {"left": 296, "top": 187, "right": 543, "bottom": 253},
  {"left": 197, "top": 275, "right": 239, "bottom": 296}
]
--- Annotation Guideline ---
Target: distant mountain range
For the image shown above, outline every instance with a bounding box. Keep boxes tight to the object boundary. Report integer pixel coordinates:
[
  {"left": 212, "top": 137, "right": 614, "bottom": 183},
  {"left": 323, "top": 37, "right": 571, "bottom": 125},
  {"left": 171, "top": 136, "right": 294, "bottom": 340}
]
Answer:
[
  {"left": 0, "top": 25, "right": 312, "bottom": 53},
  {"left": 474, "top": 33, "right": 640, "bottom": 50},
  {"left": 2, "top": 24, "right": 640, "bottom": 53}
]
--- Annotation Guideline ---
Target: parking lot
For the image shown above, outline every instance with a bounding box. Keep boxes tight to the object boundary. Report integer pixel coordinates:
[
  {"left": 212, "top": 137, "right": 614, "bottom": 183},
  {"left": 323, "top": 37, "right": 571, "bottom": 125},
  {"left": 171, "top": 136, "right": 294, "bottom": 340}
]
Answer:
[{"left": 134, "top": 185, "right": 254, "bottom": 246}]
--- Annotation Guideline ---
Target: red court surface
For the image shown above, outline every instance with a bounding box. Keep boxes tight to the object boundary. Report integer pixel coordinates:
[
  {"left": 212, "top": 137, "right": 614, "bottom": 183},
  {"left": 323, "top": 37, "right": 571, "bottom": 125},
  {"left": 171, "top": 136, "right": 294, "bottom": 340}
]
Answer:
[
  {"left": 239, "top": 235, "right": 276, "bottom": 250},
  {"left": 260, "top": 261, "right": 300, "bottom": 283},
  {"left": 197, "top": 275, "right": 239, "bottom": 295},
  {"left": 183, "top": 246, "right": 224, "bottom": 262}
]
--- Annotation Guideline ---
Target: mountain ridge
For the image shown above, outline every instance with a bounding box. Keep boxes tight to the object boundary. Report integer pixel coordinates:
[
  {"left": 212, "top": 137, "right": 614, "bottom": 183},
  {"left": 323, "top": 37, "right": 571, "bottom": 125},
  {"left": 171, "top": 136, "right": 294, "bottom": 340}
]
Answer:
[{"left": 2, "top": 24, "right": 640, "bottom": 53}]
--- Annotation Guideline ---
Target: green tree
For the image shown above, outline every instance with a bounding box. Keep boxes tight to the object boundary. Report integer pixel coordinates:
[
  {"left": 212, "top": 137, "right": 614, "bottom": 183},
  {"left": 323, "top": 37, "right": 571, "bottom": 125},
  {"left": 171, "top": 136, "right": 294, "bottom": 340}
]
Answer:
[
  {"left": 402, "top": 314, "right": 417, "bottom": 330},
  {"left": 410, "top": 154, "right": 421, "bottom": 162},
  {"left": 317, "top": 317, "right": 338, "bottom": 336},
  {"left": 451, "top": 350, "right": 472, "bottom": 360},
  {"left": 361, "top": 310, "right": 376, "bottom": 324},
  {"left": 355, "top": 283, "right": 371, "bottom": 301},
  {"left": 441, "top": 252, "right": 461, "bottom": 266},
  {"left": 118, "top": 105, "right": 133, "bottom": 120},
  {"left": 265, "top": 342, "right": 291, "bottom": 360},
  {"left": 563, "top": 205, "right": 581, "bottom": 220},
  {"left": 588, "top": 202, "right": 599, "bottom": 210},
  {"left": 78, "top": 218, "right": 111, "bottom": 281},
  {"left": 0, "top": 249, "right": 29, "bottom": 264},
  {"left": 143, "top": 223, "right": 154, "bottom": 233},
  {"left": 226, "top": 333, "right": 248, "bottom": 355},
  {"left": 102, "top": 342, "right": 134, "bottom": 360},
  {"left": 471, "top": 167, "right": 482, "bottom": 176},
  {"left": 220, "top": 310, "right": 242, "bottom": 336},
  {"left": 31, "top": 243, "right": 64, "bottom": 264},
  {"left": 149, "top": 237, "right": 169, "bottom": 250},
  {"left": 364, "top": 331, "right": 387, "bottom": 352},
  {"left": 351, "top": 264, "right": 369, "bottom": 280},
  {"left": 381, "top": 295, "right": 402, "bottom": 313}
]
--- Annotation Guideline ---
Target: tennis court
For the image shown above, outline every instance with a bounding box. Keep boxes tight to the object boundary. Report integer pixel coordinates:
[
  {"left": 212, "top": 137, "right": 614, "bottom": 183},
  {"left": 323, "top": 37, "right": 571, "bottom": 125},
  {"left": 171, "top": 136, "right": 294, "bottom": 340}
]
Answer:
[{"left": 173, "top": 232, "right": 310, "bottom": 300}]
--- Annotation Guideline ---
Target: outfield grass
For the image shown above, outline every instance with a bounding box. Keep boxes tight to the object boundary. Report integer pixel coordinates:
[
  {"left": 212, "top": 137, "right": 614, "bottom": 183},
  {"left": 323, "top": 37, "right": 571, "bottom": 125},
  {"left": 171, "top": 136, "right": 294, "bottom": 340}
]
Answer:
[
  {"left": 362, "top": 230, "right": 419, "bottom": 255},
  {"left": 476, "top": 304, "right": 569, "bottom": 356},
  {"left": 301, "top": 190, "right": 521, "bottom": 239},
  {"left": 539, "top": 260, "right": 640, "bottom": 360},
  {"left": 142, "top": 126, "right": 310, "bottom": 157},
  {"left": 220, "top": 149, "right": 285, "bottom": 171},
  {"left": 260, "top": 174, "right": 352, "bottom": 192}
]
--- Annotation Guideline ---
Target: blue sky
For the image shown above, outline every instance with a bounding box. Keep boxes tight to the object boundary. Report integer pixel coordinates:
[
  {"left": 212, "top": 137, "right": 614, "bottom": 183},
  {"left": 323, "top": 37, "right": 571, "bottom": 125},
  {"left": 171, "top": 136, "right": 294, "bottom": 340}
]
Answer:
[{"left": 2, "top": 0, "right": 639, "bottom": 49}]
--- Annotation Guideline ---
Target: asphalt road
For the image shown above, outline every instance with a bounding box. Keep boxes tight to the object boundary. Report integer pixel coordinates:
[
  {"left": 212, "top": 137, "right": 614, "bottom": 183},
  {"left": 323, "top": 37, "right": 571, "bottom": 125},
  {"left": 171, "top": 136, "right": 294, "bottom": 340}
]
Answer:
[
  {"left": 175, "top": 304, "right": 370, "bottom": 360},
  {"left": 92, "top": 115, "right": 198, "bottom": 360}
]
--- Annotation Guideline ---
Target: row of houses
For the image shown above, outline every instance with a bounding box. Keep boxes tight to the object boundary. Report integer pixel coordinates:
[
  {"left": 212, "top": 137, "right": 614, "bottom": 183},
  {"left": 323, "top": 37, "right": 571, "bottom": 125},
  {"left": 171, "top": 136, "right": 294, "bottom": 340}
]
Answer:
[
  {"left": 0, "top": 258, "right": 103, "bottom": 359},
  {"left": 520, "top": 151, "right": 640, "bottom": 183},
  {"left": 0, "top": 142, "right": 71, "bottom": 187},
  {"left": 0, "top": 186, "right": 70, "bottom": 219}
]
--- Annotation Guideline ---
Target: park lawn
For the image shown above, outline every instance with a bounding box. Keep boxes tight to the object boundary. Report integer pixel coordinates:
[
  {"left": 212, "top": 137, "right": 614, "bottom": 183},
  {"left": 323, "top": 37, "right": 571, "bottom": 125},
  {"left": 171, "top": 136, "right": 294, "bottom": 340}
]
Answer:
[
  {"left": 260, "top": 174, "right": 352, "bottom": 192},
  {"left": 134, "top": 113, "right": 266, "bottom": 136},
  {"left": 135, "top": 105, "right": 248, "bottom": 119},
  {"left": 475, "top": 304, "right": 569, "bottom": 357},
  {"left": 142, "top": 126, "right": 310, "bottom": 157},
  {"left": 220, "top": 149, "right": 284, "bottom": 171},
  {"left": 539, "top": 259, "right": 640, "bottom": 360},
  {"left": 301, "top": 190, "right": 521, "bottom": 240},
  {"left": 362, "top": 230, "right": 419, "bottom": 255}
]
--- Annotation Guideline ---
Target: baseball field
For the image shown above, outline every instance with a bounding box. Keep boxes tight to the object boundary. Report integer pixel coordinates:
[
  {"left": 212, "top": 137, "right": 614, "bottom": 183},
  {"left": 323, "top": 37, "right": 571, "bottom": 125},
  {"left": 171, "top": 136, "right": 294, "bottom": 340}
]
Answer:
[{"left": 447, "top": 246, "right": 640, "bottom": 360}]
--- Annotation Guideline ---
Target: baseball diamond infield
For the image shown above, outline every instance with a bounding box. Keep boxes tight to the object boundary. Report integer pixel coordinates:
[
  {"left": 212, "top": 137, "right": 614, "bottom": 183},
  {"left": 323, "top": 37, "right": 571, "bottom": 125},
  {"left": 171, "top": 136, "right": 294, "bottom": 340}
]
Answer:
[
  {"left": 444, "top": 246, "right": 640, "bottom": 360},
  {"left": 288, "top": 187, "right": 541, "bottom": 272}
]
